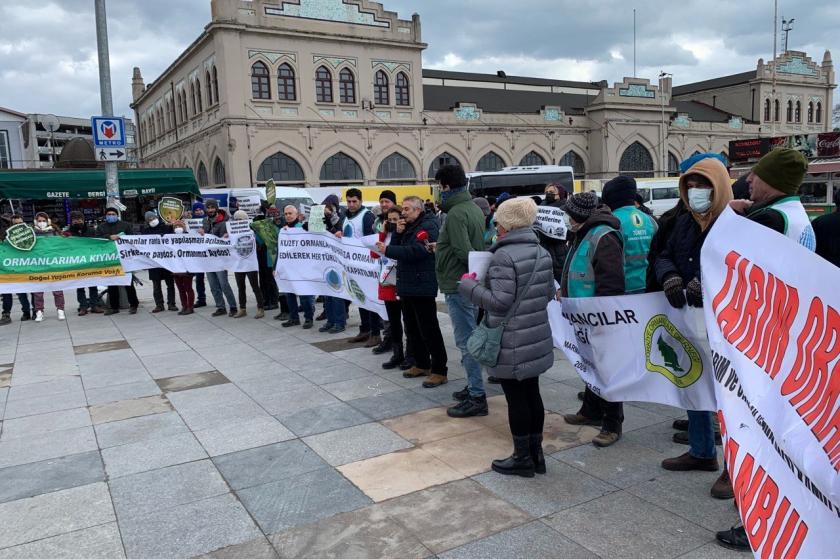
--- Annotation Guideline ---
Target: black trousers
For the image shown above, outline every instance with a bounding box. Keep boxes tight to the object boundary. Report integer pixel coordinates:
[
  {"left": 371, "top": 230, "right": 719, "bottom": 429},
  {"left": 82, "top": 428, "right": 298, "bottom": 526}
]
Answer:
[
  {"left": 235, "top": 271, "right": 264, "bottom": 309},
  {"left": 108, "top": 284, "right": 139, "bottom": 310},
  {"left": 152, "top": 276, "right": 176, "bottom": 307},
  {"left": 580, "top": 386, "right": 624, "bottom": 434},
  {"left": 384, "top": 300, "right": 403, "bottom": 350},
  {"left": 259, "top": 262, "right": 278, "bottom": 308},
  {"left": 500, "top": 377, "right": 545, "bottom": 437},
  {"left": 401, "top": 296, "right": 447, "bottom": 375}
]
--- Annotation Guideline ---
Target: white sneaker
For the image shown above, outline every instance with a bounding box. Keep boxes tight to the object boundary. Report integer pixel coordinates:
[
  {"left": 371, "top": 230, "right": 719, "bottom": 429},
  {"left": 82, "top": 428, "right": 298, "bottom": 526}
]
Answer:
[
  {"left": 57, "top": 309, "right": 66, "bottom": 321},
  {"left": 34, "top": 310, "right": 44, "bottom": 322}
]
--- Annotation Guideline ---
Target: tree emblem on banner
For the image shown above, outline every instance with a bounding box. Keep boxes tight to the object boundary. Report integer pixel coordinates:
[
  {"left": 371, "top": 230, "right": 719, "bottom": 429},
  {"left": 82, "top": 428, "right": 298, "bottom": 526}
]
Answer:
[
  {"left": 643, "top": 314, "right": 703, "bottom": 387},
  {"left": 265, "top": 178, "right": 277, "bottom": 206},
  {"left": 158, "top": 197, "right": 185, "bottom": 224},
  {"left": 345, "top": 274, "right": 366, "bottom": 303},
  {"left": 5, "top": 223, "right": 36, "bottom": 251}
]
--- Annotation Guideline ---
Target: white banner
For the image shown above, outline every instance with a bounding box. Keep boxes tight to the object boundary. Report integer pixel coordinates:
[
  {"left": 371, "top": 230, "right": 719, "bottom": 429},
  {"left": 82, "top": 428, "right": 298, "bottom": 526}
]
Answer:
[
  {"left": 275, "top": 229, "right": 386, "bottom": 319},
  {"left": 535, "top": 205, "right": 568, "bottom": 240},
  {"left": 701, "top": 208, "right": 840, "bottom": 558},
  {"left": 117, "top": 234, "right": 258, "bottom": 274},
  {"left": 550, "top": 294, "right": 717, "bottom": 411}
]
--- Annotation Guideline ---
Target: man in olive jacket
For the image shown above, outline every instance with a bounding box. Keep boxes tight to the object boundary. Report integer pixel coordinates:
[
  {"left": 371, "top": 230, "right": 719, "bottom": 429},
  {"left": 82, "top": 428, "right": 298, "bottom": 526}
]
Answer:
[{"left": 433, "top": 165, "right": 490, "bottom": 416}]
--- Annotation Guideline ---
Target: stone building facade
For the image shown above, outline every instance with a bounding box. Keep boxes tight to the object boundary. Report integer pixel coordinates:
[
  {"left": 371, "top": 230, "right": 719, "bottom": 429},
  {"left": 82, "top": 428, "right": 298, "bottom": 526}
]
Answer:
[{"left": 131, "top": 0, "right": 836, "bottom": 189}]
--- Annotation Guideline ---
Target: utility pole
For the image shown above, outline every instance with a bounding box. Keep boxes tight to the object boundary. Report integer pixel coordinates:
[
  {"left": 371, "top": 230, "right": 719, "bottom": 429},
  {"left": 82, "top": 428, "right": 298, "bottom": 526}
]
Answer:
[
  {"left": 771, "top": 0, "right": 778, "bottom": 137},
  {"left": 659, "top": 72, "right": 672, "bottom": 177},
  {"left": 94, "top": 0, "right": 120, "bottom": 210},
  {"left": 633, "top": 9, "right": 637, "bottom": 78}
]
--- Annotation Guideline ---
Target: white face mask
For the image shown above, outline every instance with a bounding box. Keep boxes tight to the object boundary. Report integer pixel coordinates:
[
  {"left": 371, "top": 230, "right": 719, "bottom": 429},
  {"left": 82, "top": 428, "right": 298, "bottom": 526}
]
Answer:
[
  {"left": 687, "top": 188, "right": 713, "bottom": 214},
  {"left": 174, "top": 227, "right": 185, "bottom": 234},
  {"left": 35, "top": 220, "right": 49, "bottom": 230},
  {"left": 149, "top": 219, "right": 160, "bottom": 228}
]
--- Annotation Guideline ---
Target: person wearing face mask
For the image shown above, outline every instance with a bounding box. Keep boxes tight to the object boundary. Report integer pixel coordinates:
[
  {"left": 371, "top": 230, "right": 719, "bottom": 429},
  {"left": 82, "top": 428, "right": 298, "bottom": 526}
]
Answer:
[
  {"left": 560, "top": 192, "right": 626, "bottom": 447},
  {"left": 169, "top": 220, "right": 195, "bottom": 315},
  {"left": 31, "top": 212, "right": 66, "bottom": 322},
  {"left": 141, "top": 211, "right": 177, "bottom": 313},
  {"left": 97, "top": 207, "right": 138, "bottom": 315},
  {"left": 65, "top": 211, "right": 104, "bottom": 316},
  {"left": 252, "top": 206, "right": 281, "bottom": 314},
  {"left": 190, "top": 203, "right": 207, "bottom": 308},
  {"left": 200, "top": 199, "right": 239, "bottom": 317},
  {"left": 538, "top": 183, "right": 570, "bottom": 285},
  {"left": 0, "top": 213, "right": 34, "bottom": 324},
  {"left": 372, "top": 206, "right": 406, "bottom": 369}
]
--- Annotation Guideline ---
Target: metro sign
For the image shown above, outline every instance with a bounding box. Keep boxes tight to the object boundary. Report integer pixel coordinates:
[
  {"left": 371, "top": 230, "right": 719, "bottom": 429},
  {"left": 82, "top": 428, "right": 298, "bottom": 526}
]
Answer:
[{"left": 91, "top": 116, "right": 126, "bottom": 148}]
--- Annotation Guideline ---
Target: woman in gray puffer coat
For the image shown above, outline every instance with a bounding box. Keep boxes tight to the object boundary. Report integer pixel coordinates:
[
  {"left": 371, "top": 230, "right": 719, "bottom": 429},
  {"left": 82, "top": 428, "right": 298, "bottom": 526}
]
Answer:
[{"left": 458, "top": 197, "right": 555, "bottom": 478}]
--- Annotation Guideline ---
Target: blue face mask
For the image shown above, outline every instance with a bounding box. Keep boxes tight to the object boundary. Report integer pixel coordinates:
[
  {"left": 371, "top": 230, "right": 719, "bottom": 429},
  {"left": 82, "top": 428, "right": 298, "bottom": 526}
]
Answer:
[
  {"left": 105, "top": 215, "right": 118, "bottom": 224},
  {"left": 440, "top": 187, "right": 463, "bottom": 205}
]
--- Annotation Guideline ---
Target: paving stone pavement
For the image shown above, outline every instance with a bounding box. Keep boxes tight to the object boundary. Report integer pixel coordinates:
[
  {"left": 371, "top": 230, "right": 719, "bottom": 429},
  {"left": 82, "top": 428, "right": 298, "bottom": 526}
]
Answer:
[{"left": 0, "top": 282, "right": 743, "bottom": 558}]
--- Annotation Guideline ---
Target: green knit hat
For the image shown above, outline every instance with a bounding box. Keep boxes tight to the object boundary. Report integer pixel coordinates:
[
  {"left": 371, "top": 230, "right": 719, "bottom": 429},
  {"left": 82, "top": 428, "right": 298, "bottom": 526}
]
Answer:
[{"left": 751, "top": 148, "right": 808, "bottom": 195}]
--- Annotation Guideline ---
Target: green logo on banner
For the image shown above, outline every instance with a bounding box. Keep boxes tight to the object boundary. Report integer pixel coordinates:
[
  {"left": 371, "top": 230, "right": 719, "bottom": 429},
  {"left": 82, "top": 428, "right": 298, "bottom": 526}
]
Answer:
[
  {"left": 344, "top": 274, "right": 366, "bottom": 304},
  {"left": 265, "top": 178, "right": 277, "bottom": 206},
  {"left": 643, "top": 314, "right": 703, "bottom": 388},
  {"left": 6, "top": 223, "right": 36, "bottom": 251},
  {"left": 158, "top": 197, "right": 184, "bottom": 224}
]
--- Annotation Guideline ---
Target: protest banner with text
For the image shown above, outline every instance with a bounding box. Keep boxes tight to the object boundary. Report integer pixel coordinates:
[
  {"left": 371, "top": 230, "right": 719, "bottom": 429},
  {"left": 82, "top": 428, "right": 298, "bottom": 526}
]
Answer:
[
  {"left": 275, "top": 229, "right": 386, "bottom": 319},
  {"left": 535, "top": 206, "right": 568, "bottom": 240},
  {"left": 117, "top": 234, "right": 258, "bottom": 274},
  {"left": 702, "top": 208, "right": 839, "bottom": 558}
]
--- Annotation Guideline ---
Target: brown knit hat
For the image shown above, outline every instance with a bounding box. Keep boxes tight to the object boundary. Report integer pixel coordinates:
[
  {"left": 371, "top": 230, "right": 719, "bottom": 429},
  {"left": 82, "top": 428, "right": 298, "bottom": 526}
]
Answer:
[{"left": 751, "top": 148, "right": 808, "bottom": 195}]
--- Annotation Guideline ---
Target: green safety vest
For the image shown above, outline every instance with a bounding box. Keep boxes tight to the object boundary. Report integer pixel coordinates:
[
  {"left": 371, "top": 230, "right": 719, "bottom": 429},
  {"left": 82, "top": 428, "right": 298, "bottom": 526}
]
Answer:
[
  {"left": 612, "top": 206, "right": 658, "bottom": 294},
  {"left": 565, "top": 224, "right": 621, "bottom": 298}
]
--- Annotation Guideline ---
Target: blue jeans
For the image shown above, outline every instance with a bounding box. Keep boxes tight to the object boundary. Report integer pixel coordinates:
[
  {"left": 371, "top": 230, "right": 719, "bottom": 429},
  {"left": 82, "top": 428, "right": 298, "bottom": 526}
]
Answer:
[
  {"left": 445, "top": 293, "right": 485, "bottom": 397},
  {"left": 325, "top": 296, "right": 346, "bottom": 327},
  {"left": 207, "top": 271, "right": 237, "bottom": 311},
  {"left": 76, "top": 287, "right": 100, "bottom": 309},
  {"left": 688, "top": 410, "right": 717, "bottom": 459},
  {"left": 287, "top": 294, "right": 314, "bottom": 321},
  {"left": 194, "top": 273, "right": 206, "bottom": 303}
]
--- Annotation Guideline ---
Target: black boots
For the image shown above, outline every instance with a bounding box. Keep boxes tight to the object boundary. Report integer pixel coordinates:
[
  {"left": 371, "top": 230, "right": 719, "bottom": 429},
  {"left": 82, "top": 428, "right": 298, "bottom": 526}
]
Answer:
[
  {"left": 530, "top": 434, "right": 546, "bottom": 474},
  {"left": 492, "top": 435, "right": 536, "bottom": 478},
  {"left": 381, "top": 344, "right": 404, "bottom": 370},
  {"left": 446, "top": 395, "right": 488, "bottom": 418}
]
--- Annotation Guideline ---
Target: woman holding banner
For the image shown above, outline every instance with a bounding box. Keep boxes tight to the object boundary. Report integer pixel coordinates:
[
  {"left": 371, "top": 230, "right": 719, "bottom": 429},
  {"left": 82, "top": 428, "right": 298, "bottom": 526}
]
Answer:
[
  {"left": 171, "top": 220, "right": 196, "bottom": 315},
  {"left": 31, "top": 212, "right": 66, "bottom": 322}
]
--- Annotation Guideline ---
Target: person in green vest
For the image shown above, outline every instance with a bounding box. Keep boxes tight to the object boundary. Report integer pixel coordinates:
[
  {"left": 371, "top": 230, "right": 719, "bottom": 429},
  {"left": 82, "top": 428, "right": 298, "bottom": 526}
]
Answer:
[
  {"left": 600, "top": 176, "right": 658, "bottom": 294},
  {"left": 560, "top": 192, "right": 627, "bottom": 447}
]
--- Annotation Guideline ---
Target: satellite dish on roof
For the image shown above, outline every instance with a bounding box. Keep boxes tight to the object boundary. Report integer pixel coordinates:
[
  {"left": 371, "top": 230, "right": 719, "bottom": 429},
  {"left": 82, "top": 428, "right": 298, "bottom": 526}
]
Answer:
[{"left": 40, "top": 114, "right": 60, "bottom": 133}]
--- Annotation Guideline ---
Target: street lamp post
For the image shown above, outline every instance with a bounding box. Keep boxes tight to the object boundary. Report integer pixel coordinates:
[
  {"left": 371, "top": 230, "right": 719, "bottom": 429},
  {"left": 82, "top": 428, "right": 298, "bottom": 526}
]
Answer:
[
  {"left": 659, "top": 71, "right": 672, "bottom": 177},
  {"left": 94, "top": 0, "right": 120, "bottom": 210}
]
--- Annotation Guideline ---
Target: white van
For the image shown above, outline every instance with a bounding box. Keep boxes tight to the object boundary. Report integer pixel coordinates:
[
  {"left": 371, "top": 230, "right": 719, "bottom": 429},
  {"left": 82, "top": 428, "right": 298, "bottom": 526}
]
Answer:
[{"left": 635, "top": 179, "right": 681, "bottom": 217}]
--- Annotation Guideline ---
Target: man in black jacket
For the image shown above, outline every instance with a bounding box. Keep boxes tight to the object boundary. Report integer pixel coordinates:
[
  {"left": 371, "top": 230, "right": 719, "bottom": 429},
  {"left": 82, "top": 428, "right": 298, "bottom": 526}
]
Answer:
[
  {"left": 97, "top": 207, "right": 138, "bottom": 315},
  {"left": 140, "top": 211, "right": 177, "bottom": 313},
  {"left": 812, "top": 197, "right": 840, "bottom": 267},
  {"left": 67, "top": 211, "right": 104, "bottom": 315}
]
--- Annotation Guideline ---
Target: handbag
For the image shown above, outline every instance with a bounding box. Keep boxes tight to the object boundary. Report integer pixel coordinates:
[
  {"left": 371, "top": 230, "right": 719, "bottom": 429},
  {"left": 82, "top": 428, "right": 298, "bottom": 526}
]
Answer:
[{"left": 466, "top": 248, "right": 542, "bottom": 367}]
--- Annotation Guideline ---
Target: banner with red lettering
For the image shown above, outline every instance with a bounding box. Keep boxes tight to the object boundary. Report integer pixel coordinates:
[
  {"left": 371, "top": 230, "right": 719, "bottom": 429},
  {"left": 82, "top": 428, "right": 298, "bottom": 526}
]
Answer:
[{"left": 702, "top": 208, "right": 840, "bottom": 558}]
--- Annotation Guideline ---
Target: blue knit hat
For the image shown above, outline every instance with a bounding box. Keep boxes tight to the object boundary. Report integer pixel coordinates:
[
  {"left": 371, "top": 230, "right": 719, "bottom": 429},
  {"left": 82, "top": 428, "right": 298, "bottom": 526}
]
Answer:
[
  {"left": 192, "top": 202, "right": 205, "bottom": 213},
  {"left": 679, "top": 152, "right": 728, "bottom": 174}
]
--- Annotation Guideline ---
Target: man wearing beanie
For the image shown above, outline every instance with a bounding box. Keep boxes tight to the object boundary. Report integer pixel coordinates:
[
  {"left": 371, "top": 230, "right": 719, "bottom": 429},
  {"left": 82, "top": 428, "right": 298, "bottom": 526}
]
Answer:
[
  {"left": 141, "top": 211, "right": 178, "bottom": 313},
  {"left": 561, "top": 191, "right": 627, "bottom": 447},
  {"left": 201, "top": 199, "right": 239, "bottom": 317},
  {"left": 601, "top": 176, "right": 658, "bottom": 293}
]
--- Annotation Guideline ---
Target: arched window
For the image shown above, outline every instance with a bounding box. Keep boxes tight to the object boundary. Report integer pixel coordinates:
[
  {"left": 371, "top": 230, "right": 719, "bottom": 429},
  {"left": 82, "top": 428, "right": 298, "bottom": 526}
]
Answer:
[
  {"left": 395, "top": 72, "right": 410, "bottom": 106},
  {"left": 559, "top": 150, "right": 586, "bottom": 178},
  {"left": 256, "top": 151, "right": 305, "bottom": 183},
  {"left": 195, "top": 80, "right": 203, "bottom": 113},
  {"left": 476, "top": 151, "right": 506, "bottom": 172},
  {"left": 315, "top": 66, "right": 333, "bottom": 103},
  {"left": 176, "top": 94, "right": 183, "bottom": 123},
  {"left": 795, "top": 101, "right": 801, "bottom": 123},
  {"left": 377, "top": 153, "right": 416, "bottom": 181},
  {"left": 205, "top": 71, "right": 213, "bottom": 105},
  {"left": 212, "top": 66, "right": 219, "bottom": 104},
  {"left": 618, "top": 142, "right": 654, "bottom": 178},
  {"left": 786, "top": 100, "right": 793, "bottom": 122},
  {"left": 428, "top": 152, "right": 461, "bottom": 179},
  {"left": 339, "top": 68, "right": 356, "bottom": 104},
  {"left": 764, "top": 99, "right": 771, "bottom": 122},
  {"left": 668, "top": 152, "right": 680, "bottom": 177},
  {"left": 774, "top": 99, "right": 780, "bottom": 121},
  {"left": 374, "top": 70, "right": 389, "bottom": 106},
  {"left": 808, "top": 102, "right": 814, "bottom": 123},
  {"left": 519, "top": 151, "right": 546, "bottom": 166},
  {"left": 213, "top": 157, "right": 226, "bottom": 186},
  {"left": 251, "top": 61, "right": 270, "bottom": 100},
  {"left": 816, "top": 102, "right": 822, "bottom": 123},
  {"left": 320, "top": 152, "right": 363, "bottom": 182},
  {"left": 196, "top": 162, "right": 209, "bottom": 187},
  {"left": 277, "top": 63, "right": 296, "bottom": 101},
  {"left": 164, "top": 100, "right": 171, "bottom": 130}
]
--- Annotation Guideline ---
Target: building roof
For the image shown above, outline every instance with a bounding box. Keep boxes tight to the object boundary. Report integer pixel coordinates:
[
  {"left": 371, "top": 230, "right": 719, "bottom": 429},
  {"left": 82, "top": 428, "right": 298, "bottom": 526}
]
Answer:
[
  {"left": 422, "top": 85, "right": 592, "bottom": 115},
  {"left": 422, "top": 69, "right": 606, "bottom": 90},
  {"left": 672, "top": 70, "right": 755, "bottom": 96},
  {"left": 0, "top": 106, "right": 27, "bottom": 120},
  {"left": 672, "top": 100, "right": 755, "bottom": 124}
]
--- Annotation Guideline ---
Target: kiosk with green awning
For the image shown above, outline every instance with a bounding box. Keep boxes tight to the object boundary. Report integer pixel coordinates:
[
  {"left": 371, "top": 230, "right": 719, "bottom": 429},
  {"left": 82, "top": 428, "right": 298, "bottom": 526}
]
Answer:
[{"left": 0, "top": 168, "right": 201, "bottom": 200}]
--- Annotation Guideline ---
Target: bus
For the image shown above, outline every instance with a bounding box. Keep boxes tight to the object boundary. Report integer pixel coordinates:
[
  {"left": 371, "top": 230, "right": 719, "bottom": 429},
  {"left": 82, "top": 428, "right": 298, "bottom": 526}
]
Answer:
[{"left": 467, "top": 165, "right": 575, "bottom": 198}]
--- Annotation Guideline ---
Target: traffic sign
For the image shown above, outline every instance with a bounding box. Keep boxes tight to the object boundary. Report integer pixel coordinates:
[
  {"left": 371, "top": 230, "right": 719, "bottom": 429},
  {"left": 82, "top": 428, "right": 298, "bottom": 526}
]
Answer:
[
  {"left": 91, "top": 116, "right": 126, "bottom": 148},
  {"left": 97, "top": 148, "right": 126, "bottom": 162}
]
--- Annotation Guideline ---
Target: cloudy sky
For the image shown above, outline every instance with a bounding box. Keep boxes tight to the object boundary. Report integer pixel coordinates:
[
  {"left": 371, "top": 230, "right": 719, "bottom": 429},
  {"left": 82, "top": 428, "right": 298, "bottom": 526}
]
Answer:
[{"left": 1, "top": 0, "right": 837, "bottom": 120}]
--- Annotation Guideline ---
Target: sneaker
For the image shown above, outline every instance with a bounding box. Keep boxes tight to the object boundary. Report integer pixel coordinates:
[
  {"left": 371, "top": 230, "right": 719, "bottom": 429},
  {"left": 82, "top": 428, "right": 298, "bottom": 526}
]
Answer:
[
  {"left": 661, "top": 452, "right": 719, "bottom": 472},
  {"left": 562, "top": 413, "right": 603, "bottom": 427},
  {"left": 318, "top": 323, "right": 334, "bottom": 333},
  {"left": 447, "top": 395, "right": 488, "bottom": 418},
  {"left": 328, "top": 324, "right": 346, "bottom": 334},
  {"left": 715, "top": 526, "right": 750, "bottom": 552},
  {"left": 151, "top": 306, "right": 164, "bottom": 313},
  {"left": 282, "top": 319, "right": 301, "bottom": 328},
  {"left": 452, "top": 387, "right": 469, "bottom": 402},
  {"left": 364, "top": 335, "right": 382, "bottom": 348},
  {"left": 20, "top": 311, "right": 31, "bottom": 321},
  {"left": 711, "top": 470, "right": 734, "bottom": 500},
  {"left": 302, "top": 319, "right": 314, "bottom": 330},
  {"left": 234, "top": 309, "right": 247, "bottom": 318},
  {"left": 211, "top": 309, "right": 227, "bottom": 317},
  {"left": 0, "top": 313, "right": 11, "bottom": 326},
  {"left": 592, "top": 430, "right": 621, "bottom": 448},
  {"left": 673, "top": 431, "right": 722, "bottom": 446},
  {"left": 422, "top": 374, "right": 448, "bottom": 388},
  {"left": 103, "top": 309, "right": 119, "bottom": 316},
  {"left": 34, "top": 310, "right": 44, "bottom": 323},
  {"left": 57, "top": 309, "right": 65, "bottom": 321},
  {"left": 403, "top": 366, "right": 430, "bottom": 379}
]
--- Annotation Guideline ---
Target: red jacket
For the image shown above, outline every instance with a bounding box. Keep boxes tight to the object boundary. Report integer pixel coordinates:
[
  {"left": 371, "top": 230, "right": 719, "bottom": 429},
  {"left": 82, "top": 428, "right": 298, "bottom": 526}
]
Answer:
[{"left": 371, "top": 231, "right": 397, "bottom": 302}]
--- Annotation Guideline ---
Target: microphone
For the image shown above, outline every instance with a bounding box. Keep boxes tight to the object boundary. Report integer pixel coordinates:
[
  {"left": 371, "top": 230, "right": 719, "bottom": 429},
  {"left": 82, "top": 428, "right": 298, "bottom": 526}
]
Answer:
[{"left": 416, "top": 229, "right": 430, "bottom": 251}]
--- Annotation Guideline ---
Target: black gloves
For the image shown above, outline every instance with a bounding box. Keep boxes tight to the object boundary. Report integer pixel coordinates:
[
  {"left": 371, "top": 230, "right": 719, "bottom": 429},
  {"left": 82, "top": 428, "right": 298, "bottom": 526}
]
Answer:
[
  {"left": 662, "top": 274, "right": 686, "bottom": 308},
  {"left": 686, "top": 277, "right": 703, "bottom": 308}
]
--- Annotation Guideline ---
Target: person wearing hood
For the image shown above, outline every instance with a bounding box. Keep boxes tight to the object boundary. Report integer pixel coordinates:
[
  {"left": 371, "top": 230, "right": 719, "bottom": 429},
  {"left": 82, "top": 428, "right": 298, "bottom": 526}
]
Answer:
[
  {"left": 654, "top": 156, "right": 732, "bottom": 489},
  {"left": 560, "top": 192, "right": 626, "bottom": 447},
  {"left": 537, "top": 183, "right": 570, "bottom": 285},
  {"left": 190, "top": 202, "right": 207, "bottom": 308},
  {"left": 65, "top": 211, "right": 104, "bottom": 315},
  {"left": 97, "top": 207, "right": 138, "bottom": 315},
  {"left": 0, "top": 213, "right": 33, "bottom": 324},
  {"left": 31, "top": 212, "right": 66, "bottom": 322},
  {"left": 141, "top": 211, "right": 177, "bottom": 313},
  {"left": 200, "top": 199, "right": 238, "bottom": 317},
  {"left": 458, "top": 198, "right": 555, "bottom": 478},
  {"left": 433, "top": 165, "right": 490, "bottom": 411}
]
